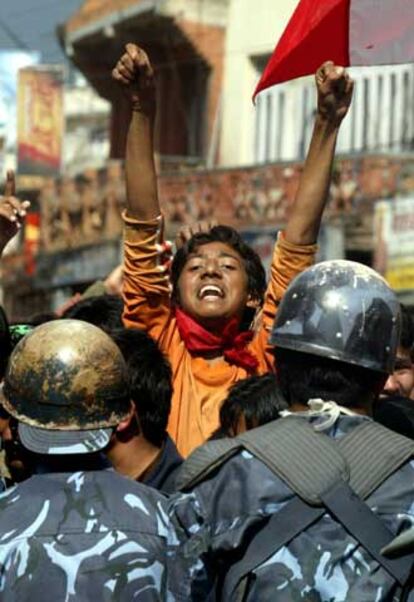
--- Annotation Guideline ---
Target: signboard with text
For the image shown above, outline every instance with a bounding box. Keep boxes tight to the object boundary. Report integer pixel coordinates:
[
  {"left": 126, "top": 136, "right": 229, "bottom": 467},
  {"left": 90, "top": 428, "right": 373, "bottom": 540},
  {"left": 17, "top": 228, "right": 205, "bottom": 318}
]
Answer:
[
  {"left": 374, "top": 197, "right": 414, "bottom": 291},
  {"left": 17, "top": 66, "right": 64, "bottom": 177}
]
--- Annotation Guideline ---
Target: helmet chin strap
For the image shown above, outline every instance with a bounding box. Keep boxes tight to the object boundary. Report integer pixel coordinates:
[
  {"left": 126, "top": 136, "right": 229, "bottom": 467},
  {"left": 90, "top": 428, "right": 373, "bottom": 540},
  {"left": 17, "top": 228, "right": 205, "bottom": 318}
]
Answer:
[{"left": 281, "top": 399, "right": 357, "bottom": 432}]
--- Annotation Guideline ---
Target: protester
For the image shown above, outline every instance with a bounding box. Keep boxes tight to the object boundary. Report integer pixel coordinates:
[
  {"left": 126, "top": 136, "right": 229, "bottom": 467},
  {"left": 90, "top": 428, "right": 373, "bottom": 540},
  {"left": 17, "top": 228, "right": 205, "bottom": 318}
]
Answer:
[
  {"left": 108, "top": 327, "right": 182, "bottom": 493},
  {"left": 168, "top": 260, "right": 414, "bottom": 601},
  {"left": 113, "top": 45, "right": 353, "bottom": 456},
  {"left": 382, "top": 304, "right": 414, "bottom": 399},
  {"left": 0, "top": 320, "right": 170, "bottom": 599},
  {"left": 0, "top": 170, "right": 29, "bottom": 255},
  {"left": 210, "top": 373, "right": 286, "bottom": 438}
]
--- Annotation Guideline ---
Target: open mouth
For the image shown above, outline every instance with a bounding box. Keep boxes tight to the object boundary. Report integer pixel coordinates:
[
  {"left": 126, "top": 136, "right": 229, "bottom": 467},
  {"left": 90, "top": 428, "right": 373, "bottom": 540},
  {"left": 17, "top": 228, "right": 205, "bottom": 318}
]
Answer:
[{"left": 198, "top": 284, "right": 225, "bottom": 300}]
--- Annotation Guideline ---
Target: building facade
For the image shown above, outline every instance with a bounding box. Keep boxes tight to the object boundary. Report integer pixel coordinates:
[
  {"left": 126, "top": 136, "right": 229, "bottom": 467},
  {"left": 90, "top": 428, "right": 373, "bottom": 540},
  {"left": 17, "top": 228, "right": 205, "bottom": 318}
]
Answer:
[{"left": 2, "top": 0, "right": 414, "bottom": 318}]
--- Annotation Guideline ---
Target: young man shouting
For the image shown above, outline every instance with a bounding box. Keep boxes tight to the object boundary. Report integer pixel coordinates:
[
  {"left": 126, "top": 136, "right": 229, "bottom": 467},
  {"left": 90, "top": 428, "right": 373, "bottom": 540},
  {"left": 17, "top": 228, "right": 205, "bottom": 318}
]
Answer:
[{"left": 113, "top": 45, "right": 353, "bottom": 456}]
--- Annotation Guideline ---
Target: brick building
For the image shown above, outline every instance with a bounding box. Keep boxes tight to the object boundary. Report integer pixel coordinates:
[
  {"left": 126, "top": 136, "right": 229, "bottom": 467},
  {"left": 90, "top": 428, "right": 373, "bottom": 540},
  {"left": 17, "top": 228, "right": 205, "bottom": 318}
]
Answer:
[{"left": 61, "top": 0, "right": 228, "bottom": 164}]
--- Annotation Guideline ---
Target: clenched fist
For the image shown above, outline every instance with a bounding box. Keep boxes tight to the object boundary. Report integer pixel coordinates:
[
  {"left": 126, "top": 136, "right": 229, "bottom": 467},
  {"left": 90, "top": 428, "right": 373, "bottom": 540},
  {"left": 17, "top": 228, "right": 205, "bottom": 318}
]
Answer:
[
  {"left": 0, "top": 171, "right": 30, "bottom": 250},
  {"left": 112, "top": 43, "right": 156, "bottom": 116},
  {"left": 316, "top": 61, "right": 354, "bottom": 126}
]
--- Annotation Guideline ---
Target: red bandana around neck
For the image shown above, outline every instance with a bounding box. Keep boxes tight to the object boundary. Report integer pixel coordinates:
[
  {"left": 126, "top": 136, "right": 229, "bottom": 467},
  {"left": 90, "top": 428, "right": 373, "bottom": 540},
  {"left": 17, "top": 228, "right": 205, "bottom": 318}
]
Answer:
[{"left": 175, "top": 307, "right": 259, "bottom": 373}]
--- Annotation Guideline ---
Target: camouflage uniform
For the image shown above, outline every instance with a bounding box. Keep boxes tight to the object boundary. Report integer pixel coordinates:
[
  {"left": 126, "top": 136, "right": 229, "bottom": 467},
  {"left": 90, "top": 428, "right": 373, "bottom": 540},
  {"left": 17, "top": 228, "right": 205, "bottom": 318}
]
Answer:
[
  {"left": 168, "top": 414, "right": 414, "bottom": 601},
  {"left": 0, "top": 469, "right": 171, "bottom": 601}
]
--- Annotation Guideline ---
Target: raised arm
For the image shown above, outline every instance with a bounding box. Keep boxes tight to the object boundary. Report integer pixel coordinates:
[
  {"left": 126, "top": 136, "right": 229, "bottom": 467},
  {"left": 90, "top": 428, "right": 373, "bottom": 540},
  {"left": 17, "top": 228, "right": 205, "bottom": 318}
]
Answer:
[
  {"left": 112, "top": 44, "right": 159, "bottom": 220},
  {"left": 284, "top": 62, "right": 353, "bottom": 245},
  {"left": 0, "top": 171, "right": 30, "bottom": 257}
]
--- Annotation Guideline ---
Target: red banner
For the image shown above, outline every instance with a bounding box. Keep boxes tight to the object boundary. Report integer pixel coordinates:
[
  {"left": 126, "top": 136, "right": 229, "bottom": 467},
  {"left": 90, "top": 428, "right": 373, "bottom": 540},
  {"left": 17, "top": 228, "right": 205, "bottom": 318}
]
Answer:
[
  {"left": 24, "top": 212, "right": 40, "bottom": 275},
  {"left": 17, "top": 66, "right": 64, "bottom": 177}
]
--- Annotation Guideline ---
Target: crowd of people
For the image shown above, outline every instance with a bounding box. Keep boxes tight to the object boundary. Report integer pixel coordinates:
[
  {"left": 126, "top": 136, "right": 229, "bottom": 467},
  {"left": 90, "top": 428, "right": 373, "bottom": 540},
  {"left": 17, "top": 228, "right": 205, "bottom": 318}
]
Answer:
[{"left": 0, "top": 43, "right": 412, "bottom": 600}]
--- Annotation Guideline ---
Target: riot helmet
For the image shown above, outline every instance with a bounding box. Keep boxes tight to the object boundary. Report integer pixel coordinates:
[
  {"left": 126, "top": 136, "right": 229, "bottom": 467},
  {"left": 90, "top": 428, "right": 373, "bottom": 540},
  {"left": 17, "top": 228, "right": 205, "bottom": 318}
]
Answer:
[
  {"left": 270, "top": 260, "right": 400, "bottom": 374},
  {"left": 1, "top": 319, "right": 130, "bottom": 454}
]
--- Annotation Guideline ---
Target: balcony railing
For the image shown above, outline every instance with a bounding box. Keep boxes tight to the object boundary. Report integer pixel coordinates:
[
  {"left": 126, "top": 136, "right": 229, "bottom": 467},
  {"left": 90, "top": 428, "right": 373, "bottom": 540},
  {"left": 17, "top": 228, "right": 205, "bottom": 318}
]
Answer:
[{"left": 255, "top": 64, "right": 414, "bottom": 163}]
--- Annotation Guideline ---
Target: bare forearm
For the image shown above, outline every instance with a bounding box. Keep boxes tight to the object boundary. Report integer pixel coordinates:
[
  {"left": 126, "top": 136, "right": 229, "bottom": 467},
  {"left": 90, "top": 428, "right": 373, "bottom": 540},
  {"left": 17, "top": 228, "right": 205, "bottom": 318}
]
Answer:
[
  {"left": 284, "top": 115, "right": 338, "bottom": 245},
  {"left": 125, "top": 111, "right": 160, "bottom": 220}
]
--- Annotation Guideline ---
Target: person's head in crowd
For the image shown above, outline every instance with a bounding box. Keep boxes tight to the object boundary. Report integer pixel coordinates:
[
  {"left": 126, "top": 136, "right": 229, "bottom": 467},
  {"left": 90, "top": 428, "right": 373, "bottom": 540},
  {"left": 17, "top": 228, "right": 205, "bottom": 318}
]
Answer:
[
  {"left": 171, "top": 224, "right": 267, "bottom": 331},
  {"left": 373, "top": 395, "right": 414, "bottom": 439},
  {"left": 26, "top": 313, "right": 58, "bottom": 326},
  {"left": 107, "top": 327, "right": 181, "bottom": 491},
  {"left": 0, "top": 320, "right": 131, "bottom": 473},
  {"left": 62, "top": 294, "right": 123, "bottom": 331},
  {"left": 382, "top": 303, "right": 414, "bottom": 399},
  {"left": 211, "top": 374, "right": 287, "bottom": 438},
  {"left": 271, "top": 260, "right": 400, "bottom": 414}
]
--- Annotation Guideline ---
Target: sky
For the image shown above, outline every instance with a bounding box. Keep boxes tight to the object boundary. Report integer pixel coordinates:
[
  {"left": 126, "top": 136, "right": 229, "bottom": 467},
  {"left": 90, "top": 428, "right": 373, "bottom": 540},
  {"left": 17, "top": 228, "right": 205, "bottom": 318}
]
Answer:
[{"left": 0, "top": 0, "right": 84, "bottom": 63}]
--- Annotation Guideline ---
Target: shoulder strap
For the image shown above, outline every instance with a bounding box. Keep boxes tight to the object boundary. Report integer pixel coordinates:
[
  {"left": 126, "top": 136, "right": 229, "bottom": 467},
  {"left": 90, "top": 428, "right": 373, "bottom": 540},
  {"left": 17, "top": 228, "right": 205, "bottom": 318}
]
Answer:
[
  {"left": 178, "top": 417, "right": 414, "bottom": 500},
  {"left": 178, "top": 417, "right": 349, "bottom": 504},
  {"left": 320, "top": 479, "right": 413, "bottom": 585},
  {"left": 175, "top": 436, "right": 242, "bottom": 490},
  {"left": 221, "top": 420, "right": 414, "bottom": 600},
  {"left": 237, "top": 417, "right": 348, "bottom": 505},
  {"left": 223, "top": 498, "right": 324, "bottom": 601},
  {"left": 337, "top": 420, "right": 414, "bottom": 498},
  {"left": 224, "top": 477, "right": 414, "bottom": 601}
]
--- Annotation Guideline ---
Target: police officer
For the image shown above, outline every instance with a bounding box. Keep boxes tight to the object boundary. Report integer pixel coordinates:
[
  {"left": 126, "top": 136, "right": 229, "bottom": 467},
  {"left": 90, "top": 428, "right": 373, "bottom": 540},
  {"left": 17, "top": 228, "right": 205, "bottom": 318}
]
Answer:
[
  {"left": 168, "top": 260, "right": 414, "bottom": 601},
  {"left": 0, "top": 320, "right": 170, "bottom": 601}
]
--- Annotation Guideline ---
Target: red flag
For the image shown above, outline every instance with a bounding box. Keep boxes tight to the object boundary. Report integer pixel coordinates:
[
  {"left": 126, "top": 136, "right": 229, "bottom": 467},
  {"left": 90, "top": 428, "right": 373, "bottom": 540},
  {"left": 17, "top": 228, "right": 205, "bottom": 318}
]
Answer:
[{"left": 255, "top": 0, "right": 414, "bottom": 97}]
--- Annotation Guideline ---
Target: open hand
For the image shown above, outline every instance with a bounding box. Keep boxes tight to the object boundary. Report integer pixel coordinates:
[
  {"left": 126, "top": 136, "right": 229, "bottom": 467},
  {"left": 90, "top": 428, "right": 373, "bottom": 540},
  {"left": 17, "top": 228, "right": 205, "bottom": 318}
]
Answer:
[
  {"left": 0, "top": 171, "right": 30, "bottom": 249},
  {"left": 112, "top": 43, "right": 155, "bottom": 115},
  {"left": 316, "top": 62, "right": 354, "bottom": 125}
]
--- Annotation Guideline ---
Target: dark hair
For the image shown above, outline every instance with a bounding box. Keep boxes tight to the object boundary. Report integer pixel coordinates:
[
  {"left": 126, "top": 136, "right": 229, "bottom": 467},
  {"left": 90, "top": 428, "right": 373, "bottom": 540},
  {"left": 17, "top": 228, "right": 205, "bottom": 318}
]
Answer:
[
  {"left": 171, "top": 226, "right": 267, "bottom": 326},
  {"left": 400, "top": 304, "right": 414, "bottom": 352},
  {"left": 27, "top": 313, "right": 58, "bottom": 326},
  {"left": 0, "top": 305, "right": 11, "bottom": 380},
  {"left": 374, "top": 395, "right": 414, "bottom": 440},
  {"left": 218, "top": 373, "right": 287, "bottom": 436},
  {"left": 274, "top": 348, "right": 385, "bottom": 409},
  {"left": 62, "top": 295, "right": 123, "bottom": 332},
  {"left": 110, "top": 328, "right": 173, "bottom": 447}
]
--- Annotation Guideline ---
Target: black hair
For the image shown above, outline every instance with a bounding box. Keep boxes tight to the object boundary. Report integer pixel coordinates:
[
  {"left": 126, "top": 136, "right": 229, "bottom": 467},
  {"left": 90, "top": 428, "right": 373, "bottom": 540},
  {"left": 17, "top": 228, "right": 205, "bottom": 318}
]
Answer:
[
  {"left": 62, "top": 295, "right": 123, "bottom": 332},
  {"left": 274, "top": 348, "right": 386, "bottom": 409},
  {"left": 27, "top": 313, "right": 58, "bottom": 326},
  {"left": 171, "top": 226, "right": 267, "bottom": 328},
  {"left": 374, "top": 395, "right": 414, "bottom": 440},
  {"left": 110, "top": 328, "right": 173, "bottom": 447},
  {"left": 218, "top": 373, "right": 287, "bottom": 436},
  {"left": 400, "top": 304, "right": 414, "bottom": 352},
  {"left": 0, "top": 306, "right": 11, "bottom": 380}
]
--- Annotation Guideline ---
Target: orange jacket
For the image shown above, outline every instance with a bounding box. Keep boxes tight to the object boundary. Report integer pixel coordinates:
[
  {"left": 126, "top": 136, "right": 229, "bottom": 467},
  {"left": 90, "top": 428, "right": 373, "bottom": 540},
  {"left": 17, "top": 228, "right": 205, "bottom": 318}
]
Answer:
[{"left": 123, "top": 214, "right": 317, "bottom": 457}]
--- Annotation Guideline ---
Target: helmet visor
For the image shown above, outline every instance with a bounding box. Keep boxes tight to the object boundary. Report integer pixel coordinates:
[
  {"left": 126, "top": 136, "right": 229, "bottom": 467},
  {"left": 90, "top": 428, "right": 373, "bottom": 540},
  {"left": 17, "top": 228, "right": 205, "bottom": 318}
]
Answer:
[{"left": 18, "top": 423, "right": 113, "bottom": 455}]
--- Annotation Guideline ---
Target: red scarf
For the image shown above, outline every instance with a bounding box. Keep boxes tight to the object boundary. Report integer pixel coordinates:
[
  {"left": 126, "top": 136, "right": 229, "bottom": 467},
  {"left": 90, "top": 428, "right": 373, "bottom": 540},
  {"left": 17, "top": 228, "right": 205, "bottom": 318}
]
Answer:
[{"left": 175, "top": 308, "right": 258, "bottom": 373}]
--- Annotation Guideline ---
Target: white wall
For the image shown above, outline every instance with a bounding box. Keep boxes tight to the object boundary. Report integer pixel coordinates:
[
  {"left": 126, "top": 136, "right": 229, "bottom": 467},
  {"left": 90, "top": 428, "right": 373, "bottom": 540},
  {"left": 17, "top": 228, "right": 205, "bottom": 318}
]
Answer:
[
  {"left": 63, "top": 84, "right": 110, "bottom": 174},
  {"left": 219, "top": 0, "right": 298, "bottom": 167},
  {"left": 220, "top": 0, "right": 414, "bottom": 167},
  {"left": 254, "top": 63, "right": 414, "bottom": 164}
]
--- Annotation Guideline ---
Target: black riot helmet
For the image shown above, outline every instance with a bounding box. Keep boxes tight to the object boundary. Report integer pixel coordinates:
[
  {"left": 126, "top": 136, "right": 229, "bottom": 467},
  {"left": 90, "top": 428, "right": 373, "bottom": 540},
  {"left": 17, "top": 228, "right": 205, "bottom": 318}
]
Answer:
[
  {"left": 1, "top": 319, "right": 130, "bottom": 455},
  {"left": 270, "top": 260, "right": 400, "bottom": 374}
]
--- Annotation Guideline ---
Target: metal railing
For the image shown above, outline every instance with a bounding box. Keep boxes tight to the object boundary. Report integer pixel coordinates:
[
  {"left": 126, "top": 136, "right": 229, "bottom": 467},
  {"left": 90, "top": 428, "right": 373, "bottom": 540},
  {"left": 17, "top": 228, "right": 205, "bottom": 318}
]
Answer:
[{"left": 255, "top": 64, "right": 414, "bottom": 163}]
